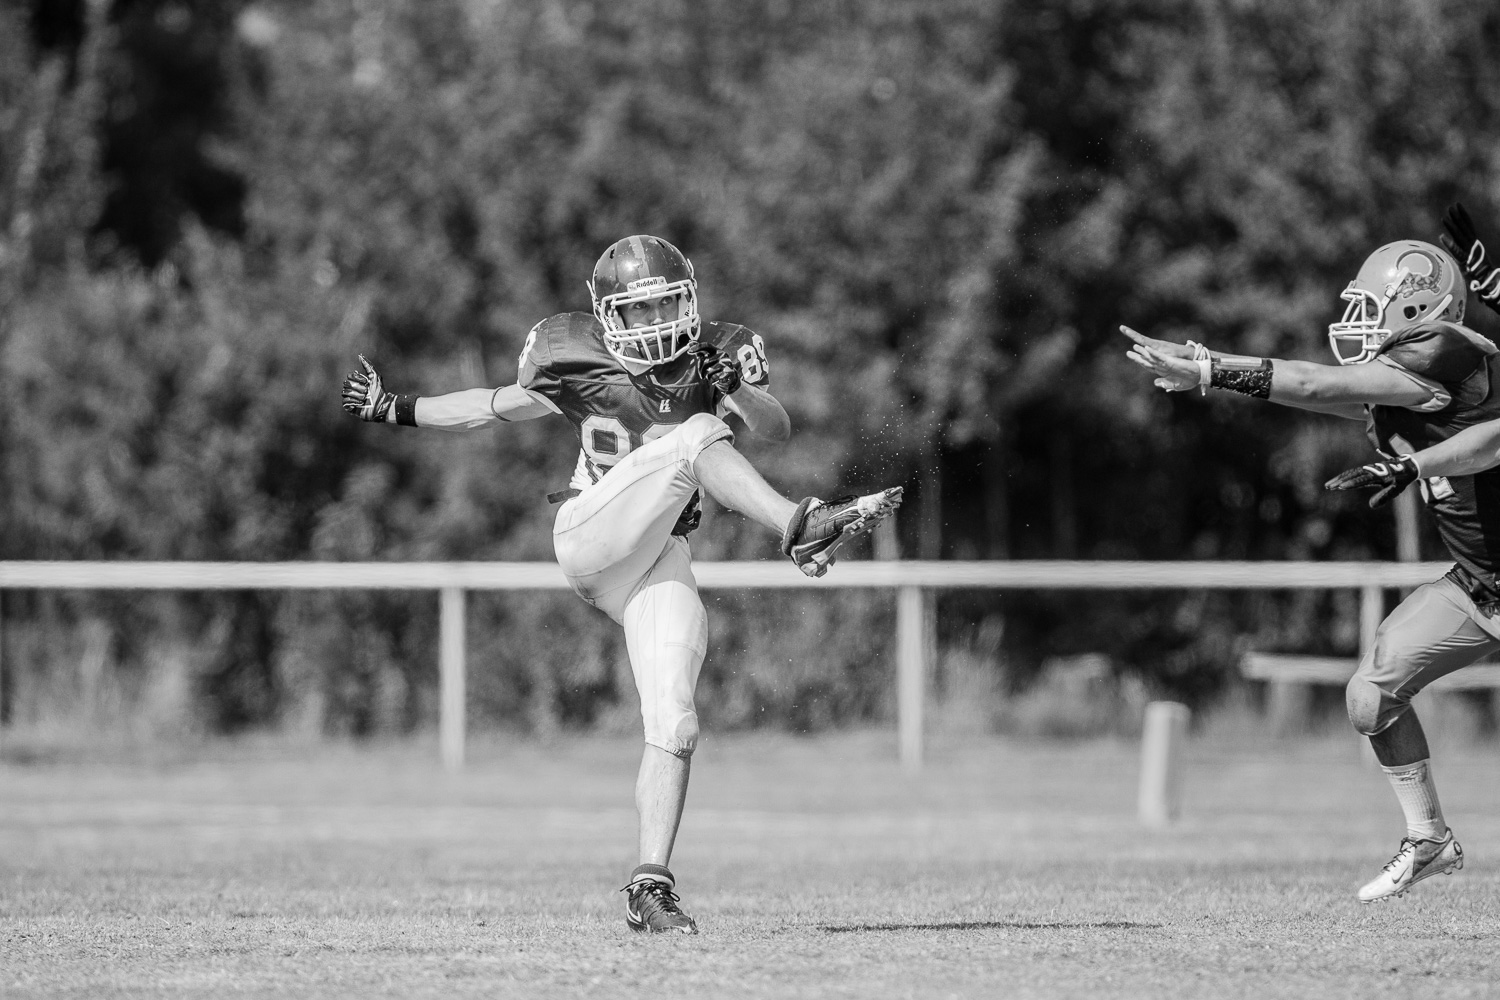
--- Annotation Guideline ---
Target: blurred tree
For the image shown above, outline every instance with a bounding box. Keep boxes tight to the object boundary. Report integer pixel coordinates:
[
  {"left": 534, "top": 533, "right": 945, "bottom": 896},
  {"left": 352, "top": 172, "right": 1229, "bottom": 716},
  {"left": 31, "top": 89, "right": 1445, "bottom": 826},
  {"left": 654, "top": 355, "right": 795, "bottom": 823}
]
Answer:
[
  {"left": 6, "top": 0, "right": 1500, "bottom": 732},
  {"left": 93, "top": 0, "right": 251, "bottom": 265}
]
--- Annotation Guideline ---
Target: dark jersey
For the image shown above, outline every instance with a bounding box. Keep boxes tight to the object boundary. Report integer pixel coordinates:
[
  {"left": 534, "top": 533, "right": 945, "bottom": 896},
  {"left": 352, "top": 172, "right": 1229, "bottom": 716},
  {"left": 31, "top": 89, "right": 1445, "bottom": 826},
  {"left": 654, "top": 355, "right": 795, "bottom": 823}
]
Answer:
[
  {"left": 517, "top": 311, "right": 771, "bottom": 489},
  {"left": 1366, "top": 321, "right": 1500, "bottom": 603}
]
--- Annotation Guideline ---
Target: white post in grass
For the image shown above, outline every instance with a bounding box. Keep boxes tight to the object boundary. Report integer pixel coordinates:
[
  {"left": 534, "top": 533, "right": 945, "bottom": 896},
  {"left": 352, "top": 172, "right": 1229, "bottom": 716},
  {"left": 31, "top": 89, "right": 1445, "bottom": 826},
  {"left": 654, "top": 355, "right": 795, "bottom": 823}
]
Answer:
[
  {"left": 439, "top": 586, "right": 466, "bottom": 771},
  {"left": 1138, "top": 700, "right": 1190, "bottom": 826},
  {"left": 896, "top": 584, "right": 925, "bottom": 773},
  {"left": 876, "top": 516, "right": 925, "bottom": 774},
  {"left": 1359, "top": 584, "right": 1383, "bottom": 657},
  {"left": 1359, "top": 584, "right": 1385, "bottom": 768}
]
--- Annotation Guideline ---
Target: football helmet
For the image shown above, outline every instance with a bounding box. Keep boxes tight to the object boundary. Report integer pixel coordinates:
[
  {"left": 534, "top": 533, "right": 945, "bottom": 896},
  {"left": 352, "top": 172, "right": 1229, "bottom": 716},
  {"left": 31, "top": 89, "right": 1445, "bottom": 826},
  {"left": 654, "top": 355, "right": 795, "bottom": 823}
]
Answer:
[
  {"left": 1328, "top": 240, "right": 1467, "bottom": 364},
  {"left": 588, "top": 235, "right": 700, "bottom": 368}
]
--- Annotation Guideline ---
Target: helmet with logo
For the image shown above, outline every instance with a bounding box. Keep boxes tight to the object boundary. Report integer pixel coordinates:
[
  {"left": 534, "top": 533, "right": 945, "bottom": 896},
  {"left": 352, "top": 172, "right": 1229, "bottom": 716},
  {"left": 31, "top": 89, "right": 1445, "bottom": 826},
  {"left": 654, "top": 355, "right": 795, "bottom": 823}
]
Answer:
[
  {"left": 587, "top": 235, "right": 700, "bottom": 368},
  {"left": 1327, "top": 240, "right": 1467, "bottom": 364}
]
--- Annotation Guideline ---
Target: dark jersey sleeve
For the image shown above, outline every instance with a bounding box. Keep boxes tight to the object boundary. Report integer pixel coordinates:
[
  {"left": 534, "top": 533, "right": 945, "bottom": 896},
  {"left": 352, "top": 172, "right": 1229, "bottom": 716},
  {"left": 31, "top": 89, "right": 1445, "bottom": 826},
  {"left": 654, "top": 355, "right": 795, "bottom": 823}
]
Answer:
[
  {"left": 1377, "top": 322, "right": 1497, "bottom": 401},
  {"left": 703, "top": 321, "right": 772, "bottom": 390}
]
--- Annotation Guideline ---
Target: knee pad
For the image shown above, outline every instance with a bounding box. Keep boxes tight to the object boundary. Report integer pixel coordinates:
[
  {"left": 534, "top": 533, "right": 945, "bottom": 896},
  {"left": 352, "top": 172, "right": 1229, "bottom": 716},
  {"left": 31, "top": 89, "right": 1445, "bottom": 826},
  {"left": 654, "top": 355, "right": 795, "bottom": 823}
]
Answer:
[
  {"left": 638, "top": 639, "right": 703, "bottom": 757},
  {"left": 624, "top": 560, "right": 707, "bottom": 758},
  {"left": 661, "top": 706, "right": 699, "bottom": 759},
  {"left": 1346, "top": 675, "right": 1397, "bottom": 736}
]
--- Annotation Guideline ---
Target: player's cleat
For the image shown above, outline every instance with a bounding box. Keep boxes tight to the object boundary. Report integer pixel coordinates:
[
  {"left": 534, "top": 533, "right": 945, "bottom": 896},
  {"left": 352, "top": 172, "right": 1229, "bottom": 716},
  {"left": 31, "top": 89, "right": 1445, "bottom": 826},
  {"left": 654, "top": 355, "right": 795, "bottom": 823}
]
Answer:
[
  {"left": 622, "top": 877, "right": 699, "bottom": 934},
  {"left": 1358, "top": 830, "right": 1464, "bottom": 903},
  {"left": 781, "top": 487, "right": 904, "bottom": 578}
]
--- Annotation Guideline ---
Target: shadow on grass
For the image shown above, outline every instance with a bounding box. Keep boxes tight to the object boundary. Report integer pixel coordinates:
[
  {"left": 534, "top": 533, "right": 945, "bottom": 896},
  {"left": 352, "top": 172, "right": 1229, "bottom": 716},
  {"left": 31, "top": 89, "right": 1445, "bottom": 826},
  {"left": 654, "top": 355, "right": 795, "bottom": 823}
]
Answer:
[{"left": 819, "top": 920, "right": 1160, "bottom": 933}]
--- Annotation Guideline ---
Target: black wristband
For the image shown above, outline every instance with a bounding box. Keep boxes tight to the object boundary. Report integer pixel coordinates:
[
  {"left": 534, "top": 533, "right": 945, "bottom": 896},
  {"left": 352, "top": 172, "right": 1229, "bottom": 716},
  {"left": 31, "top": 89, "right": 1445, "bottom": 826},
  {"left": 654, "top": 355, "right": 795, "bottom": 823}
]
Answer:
[
  {"left": 1210, "top": 359, "right": 1273, "bottom": 399},
  {"left": 394, "top": 394, "right": 419, "bottom": 426}
]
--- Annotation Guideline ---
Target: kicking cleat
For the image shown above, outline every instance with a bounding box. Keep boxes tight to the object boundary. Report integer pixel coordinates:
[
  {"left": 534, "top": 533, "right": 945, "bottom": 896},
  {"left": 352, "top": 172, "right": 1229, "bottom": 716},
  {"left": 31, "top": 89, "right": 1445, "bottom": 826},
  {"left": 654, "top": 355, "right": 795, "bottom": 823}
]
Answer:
[
  {"left": 1358, "top": 830, "right": 1464, "bottom": 903},
  {"left": 622, "top": 877, "right": 699, "bottom": 934},
  {"left": 781, "top": 487, "right": 904, "bottom": 578}
]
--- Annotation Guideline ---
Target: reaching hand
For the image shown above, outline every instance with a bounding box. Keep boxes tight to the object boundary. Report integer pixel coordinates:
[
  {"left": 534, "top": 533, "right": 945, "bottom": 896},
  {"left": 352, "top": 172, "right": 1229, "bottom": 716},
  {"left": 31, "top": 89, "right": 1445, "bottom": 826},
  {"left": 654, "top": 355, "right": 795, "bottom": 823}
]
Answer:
[
  {"left": 341, "top": 355, "right": 394, "bottom": 422},
  {"left": 693, "top": 343, "right": 742, "bottom": 396},
  {"left": 1440, "top": 202, "right": 1500, "bottom": 313},
  {"left": 1324, "top": 455, "right": 1420, "bottom": 509},
  {"left": 1119, "top": 325, "right": 1199, "bottom": 362},
  {"left": 1124, "top": 341, "right": 1203, "bottom": 393}
]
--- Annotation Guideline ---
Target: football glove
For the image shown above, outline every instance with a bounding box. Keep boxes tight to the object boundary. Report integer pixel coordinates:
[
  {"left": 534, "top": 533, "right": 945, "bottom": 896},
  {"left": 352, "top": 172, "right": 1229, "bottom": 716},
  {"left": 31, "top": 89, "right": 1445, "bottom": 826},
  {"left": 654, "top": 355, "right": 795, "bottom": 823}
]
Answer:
[
  {"left": 1441, "top": 202, "right": 1500, "bottom": 313},
  {"left": 671, "top": 491, "right": 703, "bottom": 537},
  {"left": 1324, "top": 455, "right": 1420, "bottom": 509},
  {"left": 693, "top": 343, "right": 742, "bottom": 396},
  {"left": 341, "top": 355, "right": 394, "bottom": 422}
]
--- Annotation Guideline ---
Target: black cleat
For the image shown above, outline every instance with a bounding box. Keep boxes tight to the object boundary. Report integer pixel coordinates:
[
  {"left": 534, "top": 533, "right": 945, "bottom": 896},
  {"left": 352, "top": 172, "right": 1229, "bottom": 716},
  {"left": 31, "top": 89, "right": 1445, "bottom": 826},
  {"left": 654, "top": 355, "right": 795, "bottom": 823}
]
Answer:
[
  {"left": 622, "top": 878, "right": 699, "bottom": 935},
  {"left": 781, "top": 487, "right": 904, "bottom": 578}
]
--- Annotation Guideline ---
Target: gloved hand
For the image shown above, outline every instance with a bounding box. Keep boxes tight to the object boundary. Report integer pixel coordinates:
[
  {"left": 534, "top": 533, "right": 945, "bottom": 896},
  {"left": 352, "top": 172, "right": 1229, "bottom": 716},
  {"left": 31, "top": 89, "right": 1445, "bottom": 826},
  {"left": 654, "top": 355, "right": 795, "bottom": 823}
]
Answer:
[
  {"left": 1441, "top": 202, "right": 1500, "bottom": 314},
  {"left": 1324, "top": 455, "right": 1421, "bottom": 509},
  {"left": 693, "top": 343, "right": 742, "bottom": 396},
  {"left": 671, "top": 491, "right": 703, "bottom": 537},
  {"left": 341, "top": 355, "right": 394, "bottom": 422}
]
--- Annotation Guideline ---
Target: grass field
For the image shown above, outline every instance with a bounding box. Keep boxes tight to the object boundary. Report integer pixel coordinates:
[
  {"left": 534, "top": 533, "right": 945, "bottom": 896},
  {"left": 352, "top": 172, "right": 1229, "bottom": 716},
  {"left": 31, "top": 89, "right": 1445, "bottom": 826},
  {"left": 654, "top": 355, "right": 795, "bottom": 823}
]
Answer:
[{"left": 5, "top": 722, "right": 1500, "bottom": 999}]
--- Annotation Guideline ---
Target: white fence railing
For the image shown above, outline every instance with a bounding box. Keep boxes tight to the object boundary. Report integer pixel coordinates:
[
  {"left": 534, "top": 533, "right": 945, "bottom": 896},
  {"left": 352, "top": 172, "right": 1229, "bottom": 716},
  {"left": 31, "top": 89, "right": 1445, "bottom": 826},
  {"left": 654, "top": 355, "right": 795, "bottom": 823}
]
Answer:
[{"left": 0, "top": 560, "right": 1455, "bottom": 770}]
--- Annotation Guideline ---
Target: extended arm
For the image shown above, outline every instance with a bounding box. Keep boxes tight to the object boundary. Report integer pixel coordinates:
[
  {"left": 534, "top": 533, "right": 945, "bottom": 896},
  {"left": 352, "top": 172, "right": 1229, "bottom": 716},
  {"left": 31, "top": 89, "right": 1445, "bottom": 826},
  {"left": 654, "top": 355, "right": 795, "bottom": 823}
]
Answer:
[
  {"left": 1327, "top": 417, "right": 1500, "bottom": 508},
  {"left": 1413, "top": 419, "right": 1500, "bottom": 477},
  {"left": 1120, "top": 326, "right": 1433, "bottom": 412},
  {"left": 341, "top": 356, "right": 555, "bottom": 430},
  {"left": 410, "top": 384, "right": 556, "bottom": 429}
]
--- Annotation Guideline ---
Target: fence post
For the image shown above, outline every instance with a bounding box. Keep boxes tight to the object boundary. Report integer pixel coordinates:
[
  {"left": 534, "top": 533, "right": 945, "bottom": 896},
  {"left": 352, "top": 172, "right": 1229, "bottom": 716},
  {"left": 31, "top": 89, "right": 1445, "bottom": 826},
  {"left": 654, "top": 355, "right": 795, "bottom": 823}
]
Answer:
[
  {"left": 1359, "top": 584, "right": 1382, "bottom": 658},
  {"left": 1266, "top": 679, "right": 1311, "bottom": 736},
  {"left": 1138, "top": 700, "right": 1190, "bottom": 826},
  {"left": 897, "top": 584, "right": 925, "bottom": 773},
  {"left": 1358, "top": 585, "right": 1385, "bottom": 767},
  {"left": 439, "top": 586, "right": 466, "bottom": 771}
]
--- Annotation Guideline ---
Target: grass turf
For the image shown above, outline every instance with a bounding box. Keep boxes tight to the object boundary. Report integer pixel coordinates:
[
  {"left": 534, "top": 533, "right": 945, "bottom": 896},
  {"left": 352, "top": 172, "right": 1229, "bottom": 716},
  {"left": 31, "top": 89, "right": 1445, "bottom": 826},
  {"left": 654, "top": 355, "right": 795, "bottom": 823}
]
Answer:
[{"left": 3, "top": 726, "right": 1500, "bottom": 999}]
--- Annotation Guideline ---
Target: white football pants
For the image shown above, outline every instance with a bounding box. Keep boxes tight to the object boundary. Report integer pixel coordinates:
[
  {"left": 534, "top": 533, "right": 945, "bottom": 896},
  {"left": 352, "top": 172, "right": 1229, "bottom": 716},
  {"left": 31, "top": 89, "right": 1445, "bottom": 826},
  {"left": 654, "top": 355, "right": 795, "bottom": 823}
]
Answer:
[{"left": 552, "top": 412, "right": 733, "bottom": 756}]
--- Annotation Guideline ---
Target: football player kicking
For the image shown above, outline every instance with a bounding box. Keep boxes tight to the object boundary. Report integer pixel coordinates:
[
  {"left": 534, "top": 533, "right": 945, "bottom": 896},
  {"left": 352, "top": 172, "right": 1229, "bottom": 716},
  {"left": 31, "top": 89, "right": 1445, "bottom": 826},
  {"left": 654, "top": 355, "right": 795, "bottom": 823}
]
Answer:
[
  {"left": 341, "top": 235, "right": 902, "bottom": 933},
  {"left": 1123, "top": 203, "right": 1500, "bottom": 904}
]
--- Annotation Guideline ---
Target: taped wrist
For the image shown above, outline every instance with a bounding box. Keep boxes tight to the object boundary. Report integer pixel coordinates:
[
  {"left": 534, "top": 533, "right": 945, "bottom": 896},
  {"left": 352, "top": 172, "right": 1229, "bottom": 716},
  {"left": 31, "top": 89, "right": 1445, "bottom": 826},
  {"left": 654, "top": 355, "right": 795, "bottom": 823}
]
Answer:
[
  {"left": 394, "top": 394, "right": 419, "bottom": 426},
  {"left": 1188, "top": 341, "right": 1211, "bottom": 395},
  {"left": 1210, "top": 358, "right": 1273, "bottom": 398}
]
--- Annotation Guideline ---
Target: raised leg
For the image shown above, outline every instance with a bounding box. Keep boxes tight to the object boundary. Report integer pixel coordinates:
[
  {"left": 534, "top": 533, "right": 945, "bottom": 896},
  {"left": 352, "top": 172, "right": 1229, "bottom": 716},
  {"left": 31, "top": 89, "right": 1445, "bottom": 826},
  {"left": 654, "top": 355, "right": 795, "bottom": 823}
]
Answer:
[{"left": 692, "top": 438, "right": 798, "bottom": 533}]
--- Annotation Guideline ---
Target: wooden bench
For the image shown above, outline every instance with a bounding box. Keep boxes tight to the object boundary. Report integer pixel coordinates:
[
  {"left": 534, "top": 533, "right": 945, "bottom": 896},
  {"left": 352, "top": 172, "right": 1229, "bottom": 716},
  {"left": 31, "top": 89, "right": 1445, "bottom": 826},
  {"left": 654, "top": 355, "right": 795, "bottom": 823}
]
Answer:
[{"left": 1240, "top": 652, "right": 1500, "bottom": 733}]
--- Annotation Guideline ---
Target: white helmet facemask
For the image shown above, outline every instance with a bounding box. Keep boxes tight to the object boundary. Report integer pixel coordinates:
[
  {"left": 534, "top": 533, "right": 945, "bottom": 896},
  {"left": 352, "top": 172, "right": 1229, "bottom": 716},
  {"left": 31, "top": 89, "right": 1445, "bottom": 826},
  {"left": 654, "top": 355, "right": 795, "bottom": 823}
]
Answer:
[
  {"left": 1327, "top": 257, "right": 1456, "bottom": 365},
  {"left": 589, "top": 279, "right": 700, "bottom": 368}
]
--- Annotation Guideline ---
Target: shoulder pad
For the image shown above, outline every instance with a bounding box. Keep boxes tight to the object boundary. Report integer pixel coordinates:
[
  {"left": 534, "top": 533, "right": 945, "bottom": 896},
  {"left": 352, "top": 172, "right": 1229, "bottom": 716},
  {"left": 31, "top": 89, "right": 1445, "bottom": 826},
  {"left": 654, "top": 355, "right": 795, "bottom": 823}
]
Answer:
[
  {"left": 1376, "top": 322, "right": 1497, "bottom": 385},
  {"left": 518, "top": 312, "right": 617, "bottom": 392},
  {"left": 702, "top": 321, "right": 771, "bottom": 388}
]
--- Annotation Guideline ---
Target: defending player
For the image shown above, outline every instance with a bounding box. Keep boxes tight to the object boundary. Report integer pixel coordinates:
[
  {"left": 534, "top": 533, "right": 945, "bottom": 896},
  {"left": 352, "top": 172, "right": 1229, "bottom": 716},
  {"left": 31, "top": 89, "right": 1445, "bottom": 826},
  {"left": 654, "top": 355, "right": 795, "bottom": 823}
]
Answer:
[
  {"left": 341, "top": 235, "right": 902, "bottom": 933},
  {"left": 1123, "top": 203, "right": 1500, "bottom": 903}
]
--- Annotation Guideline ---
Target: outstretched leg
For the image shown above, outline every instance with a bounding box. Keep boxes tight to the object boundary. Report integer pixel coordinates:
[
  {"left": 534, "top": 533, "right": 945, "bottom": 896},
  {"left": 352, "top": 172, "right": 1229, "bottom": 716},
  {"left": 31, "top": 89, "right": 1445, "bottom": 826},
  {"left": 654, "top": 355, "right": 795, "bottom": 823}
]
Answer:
[
  {"left": 1344, "top": 577, "right": 1493, "bottom": 902},
  {"left": 694, "top": 438, "right": 904, "bottom": 577},
  {"left": 692, "top": 438, "right": 798, "bottom": 531},
  {"left": 1367, "top": 707, "right": 1430, "bottom": 768}
]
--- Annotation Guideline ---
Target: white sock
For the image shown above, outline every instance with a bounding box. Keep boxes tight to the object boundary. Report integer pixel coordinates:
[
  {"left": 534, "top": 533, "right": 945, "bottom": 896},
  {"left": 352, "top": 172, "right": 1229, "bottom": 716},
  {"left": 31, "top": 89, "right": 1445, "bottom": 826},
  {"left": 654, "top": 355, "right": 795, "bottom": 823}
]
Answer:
[{"left": 1382, "top": 759, "right": 1448, "bottom": 842}]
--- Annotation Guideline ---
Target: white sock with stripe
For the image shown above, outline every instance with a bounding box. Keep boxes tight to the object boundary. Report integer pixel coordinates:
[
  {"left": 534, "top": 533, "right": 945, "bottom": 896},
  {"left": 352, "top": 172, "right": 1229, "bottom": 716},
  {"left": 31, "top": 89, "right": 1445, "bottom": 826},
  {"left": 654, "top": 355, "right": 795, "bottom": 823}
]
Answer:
[{"left": 1382, "top": 759, "right": 1447, "bottom": 842}]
